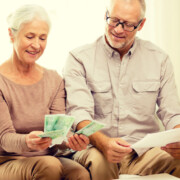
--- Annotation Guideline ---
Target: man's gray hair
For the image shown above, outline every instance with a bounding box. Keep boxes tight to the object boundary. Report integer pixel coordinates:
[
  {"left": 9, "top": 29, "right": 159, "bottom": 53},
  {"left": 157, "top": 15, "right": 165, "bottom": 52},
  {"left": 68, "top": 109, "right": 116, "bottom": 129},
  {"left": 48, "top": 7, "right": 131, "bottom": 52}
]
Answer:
[
  {"left": 139, "top": 0, "right": 146, "bottom": 18},
  {"left": 7, "top": 4, "right": 51, "bottom": 36},
  {"left": 105, "top": 0, "right": 146, "bottom": 19}
]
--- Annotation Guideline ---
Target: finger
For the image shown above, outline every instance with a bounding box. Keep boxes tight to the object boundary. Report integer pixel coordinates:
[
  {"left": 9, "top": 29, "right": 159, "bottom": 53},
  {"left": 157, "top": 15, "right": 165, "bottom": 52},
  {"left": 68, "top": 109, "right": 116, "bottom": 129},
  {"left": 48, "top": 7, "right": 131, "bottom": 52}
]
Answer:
[
  {"left": 67, "top": 137, "right": 77, "bottom": 150},
  {"left": 108, "top": 149, "right": 132, "bottom": 163},
  {"left": 171, "top": 154, "right": 180, "bottom": 159},
  {"left": 69, "top": 135, "right": 80, "bottom": 146},
  {"left": 106, "top": 149, "right": 130, "bottom": 160},
  {"left": 73, "top": 134, "right": 82, "bottom": 142},
  {"left": 166, "top": 142, "right": 180, "bottom": 148},
  {"left": 70, "top": 135, "right": 84, "bottom": 146},
  {"left": 73, "top": 134, "right": 87, "bottom": 148},
  {"left": 28, "top": 142, "right": 49, "bottom": 151},
  {"left": 116, "top": 139, "right": 131, "bottom": 147},
  {"left": 28, "top": 131, "right": 45, "bottom": 138},
  {"left": 79, "top": 134, "right": 90, "bottom": 144},
  {"left": 32, "top": 143, "right": 50, "bottom": 151},
  {"left": 162, "top": 148, "right": 180, "bottom": 154},
  {"left": 70, "top": 139, "right": 82, "bottom": 150},
  {"left": 40, "top": 142, "right": 52, "bottom": 149},
  {"left": 113, "top": 145, "right": 132, "bottom": 154},
  {"left": 112, "top": 151, "right": 129, "bottom": 158},
  {"left": 38, "top": 137, "right": 52, "bottom": 144},
  {"left": 36, "top": 144, "right": 50, "bottom": 150},
  {"left": 32, "top": 137, "right": 52, "bottom": 145},
  {"left": 161, "top": 147, "right": 180, "bottom": 159}
]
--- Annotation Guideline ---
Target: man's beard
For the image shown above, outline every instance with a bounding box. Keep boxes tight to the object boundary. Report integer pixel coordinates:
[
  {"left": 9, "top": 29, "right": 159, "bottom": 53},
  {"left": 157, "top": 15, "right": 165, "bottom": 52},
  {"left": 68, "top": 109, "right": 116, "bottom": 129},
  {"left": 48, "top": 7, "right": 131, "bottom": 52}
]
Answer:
[{"left": 106, "top": 33, "right": 126, "bottom": 50}]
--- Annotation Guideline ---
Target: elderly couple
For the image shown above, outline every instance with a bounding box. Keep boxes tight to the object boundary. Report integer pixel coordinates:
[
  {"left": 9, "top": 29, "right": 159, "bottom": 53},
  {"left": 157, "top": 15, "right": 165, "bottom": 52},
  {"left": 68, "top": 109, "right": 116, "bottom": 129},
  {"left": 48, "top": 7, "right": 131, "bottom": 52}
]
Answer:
[{"left": 0, "top": 0, "right": 180, "bottom": 180}]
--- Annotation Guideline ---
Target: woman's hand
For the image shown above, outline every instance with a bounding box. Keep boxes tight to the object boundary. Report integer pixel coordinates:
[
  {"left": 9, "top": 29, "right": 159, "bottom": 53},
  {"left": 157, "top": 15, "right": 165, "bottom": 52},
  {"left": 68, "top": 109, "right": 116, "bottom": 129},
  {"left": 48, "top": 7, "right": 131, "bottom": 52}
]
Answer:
[
  {"left": 26, "top": 131, "right": 52, "bottom": 151},
  {"left": 66, "top": 134, "right": 89, "bottom": 151}
]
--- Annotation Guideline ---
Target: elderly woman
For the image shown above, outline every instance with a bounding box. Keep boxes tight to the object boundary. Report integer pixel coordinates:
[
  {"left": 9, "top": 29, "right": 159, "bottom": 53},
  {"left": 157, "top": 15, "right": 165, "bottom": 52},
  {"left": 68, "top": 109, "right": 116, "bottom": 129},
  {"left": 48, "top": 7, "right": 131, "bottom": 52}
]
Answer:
[{"left": 0, "top": 4, "right": 90, "bottom": 180}]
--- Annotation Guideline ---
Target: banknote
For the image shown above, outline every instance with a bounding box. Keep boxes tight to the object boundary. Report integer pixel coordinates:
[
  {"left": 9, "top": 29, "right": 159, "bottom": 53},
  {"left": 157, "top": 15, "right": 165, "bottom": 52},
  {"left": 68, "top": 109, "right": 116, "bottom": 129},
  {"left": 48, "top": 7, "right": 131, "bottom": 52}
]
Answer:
[
  {"left": 38, "top": 129, "right": 65, "bottom": 139},
  {"left": 38, "top": 114, "right": 75, "bottom": 140},
  {"left": 75, "top": 121, "right": 105, "bottom": 136}
]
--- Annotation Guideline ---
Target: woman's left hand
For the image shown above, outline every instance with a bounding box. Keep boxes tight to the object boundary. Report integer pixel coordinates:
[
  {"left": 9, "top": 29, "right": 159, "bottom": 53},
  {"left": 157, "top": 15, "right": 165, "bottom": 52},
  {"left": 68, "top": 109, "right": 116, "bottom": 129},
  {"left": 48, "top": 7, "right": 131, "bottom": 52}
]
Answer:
[
  {"left": 161, "top": 142, "right": 180, "bottom": 159},
  {"left": 66, "top": 134, "right": 89, "bottom": 151}
]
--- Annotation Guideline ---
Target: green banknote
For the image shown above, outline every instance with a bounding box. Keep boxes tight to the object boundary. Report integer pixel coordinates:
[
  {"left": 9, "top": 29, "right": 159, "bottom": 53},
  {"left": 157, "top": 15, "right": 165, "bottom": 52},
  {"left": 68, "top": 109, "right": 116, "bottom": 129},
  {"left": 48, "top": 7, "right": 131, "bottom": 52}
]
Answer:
[
  {"left": 75, "top": 121, "right": 105, "bottom": 136},
  {"left": 38, "top": 114, "right": 75, "bottom": 139},
  {"left": 38, "top": 129, "right": 65, "bottom": 139}
]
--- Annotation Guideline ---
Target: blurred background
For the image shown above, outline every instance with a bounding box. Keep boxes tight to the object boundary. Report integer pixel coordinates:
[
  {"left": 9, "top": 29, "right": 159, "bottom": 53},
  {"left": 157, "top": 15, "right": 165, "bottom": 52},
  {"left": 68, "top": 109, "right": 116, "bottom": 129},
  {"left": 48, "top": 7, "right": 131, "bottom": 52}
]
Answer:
[{"left": 0, "top": 0, "right": 180, "bottom": 96}]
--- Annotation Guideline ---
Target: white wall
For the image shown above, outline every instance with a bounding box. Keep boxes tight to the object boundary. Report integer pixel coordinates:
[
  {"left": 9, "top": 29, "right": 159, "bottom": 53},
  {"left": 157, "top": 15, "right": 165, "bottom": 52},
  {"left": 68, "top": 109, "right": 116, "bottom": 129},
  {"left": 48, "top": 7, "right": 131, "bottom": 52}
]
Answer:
[
  {"left": 139, "top": 0, "right": 180, "bottom": 96},
  {"left": 0, "top": 0, "right": 180, "bottom": 95}
]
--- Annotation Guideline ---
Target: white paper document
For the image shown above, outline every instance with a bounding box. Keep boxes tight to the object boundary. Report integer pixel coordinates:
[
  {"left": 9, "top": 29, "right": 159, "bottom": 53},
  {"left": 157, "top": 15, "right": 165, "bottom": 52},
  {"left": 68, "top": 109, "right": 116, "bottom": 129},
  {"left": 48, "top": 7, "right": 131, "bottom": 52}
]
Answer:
[
  {"left": 116, "top": 173, "right": 179, "bottom": 180},
  {"left": 131, "top": 128, "right": 180, "bottom": 149}
]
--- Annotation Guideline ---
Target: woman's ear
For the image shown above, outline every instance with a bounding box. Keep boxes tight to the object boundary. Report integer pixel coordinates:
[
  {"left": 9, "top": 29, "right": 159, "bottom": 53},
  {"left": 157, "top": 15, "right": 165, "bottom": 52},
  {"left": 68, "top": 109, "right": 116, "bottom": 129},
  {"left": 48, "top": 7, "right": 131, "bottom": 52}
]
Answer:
[{"left": 8, "top": 28, "right": 14, "bottom": 43}]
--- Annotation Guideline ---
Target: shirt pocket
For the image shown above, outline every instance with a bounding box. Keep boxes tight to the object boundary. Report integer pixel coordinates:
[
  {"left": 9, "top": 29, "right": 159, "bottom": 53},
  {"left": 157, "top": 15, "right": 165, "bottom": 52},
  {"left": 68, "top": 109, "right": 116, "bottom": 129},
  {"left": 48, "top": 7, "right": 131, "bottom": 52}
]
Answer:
[
  {"left": 87, "top": 81, "right": 113, "bottom": 116},
  {"left": 132, "top": 81, "right": 160, "bottom": 114},
  {"left": 132, "top": 81, "right": 160, "bottom": 93}
]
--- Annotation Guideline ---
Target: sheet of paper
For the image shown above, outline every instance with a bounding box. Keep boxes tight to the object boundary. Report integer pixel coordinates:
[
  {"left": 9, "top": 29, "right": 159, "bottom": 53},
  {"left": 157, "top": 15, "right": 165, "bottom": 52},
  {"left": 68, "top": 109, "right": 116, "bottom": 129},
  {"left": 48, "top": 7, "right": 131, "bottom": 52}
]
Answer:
[
  {"left": 75, "top": 121, "right": 105, "bottom": 136},
  {"left": 115, "top": 173, "right": 179, "bottom": 180},
  {"left": 131, "top": 128, "right": 180, "bottom": 149}
]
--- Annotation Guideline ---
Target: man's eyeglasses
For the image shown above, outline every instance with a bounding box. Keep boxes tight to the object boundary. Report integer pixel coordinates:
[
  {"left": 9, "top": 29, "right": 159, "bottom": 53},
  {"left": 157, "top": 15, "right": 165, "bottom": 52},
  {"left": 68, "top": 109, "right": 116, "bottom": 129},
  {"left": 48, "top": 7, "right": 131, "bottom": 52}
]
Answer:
[{"left": 106, "top": 11, "right": 143, "bottom": 32}]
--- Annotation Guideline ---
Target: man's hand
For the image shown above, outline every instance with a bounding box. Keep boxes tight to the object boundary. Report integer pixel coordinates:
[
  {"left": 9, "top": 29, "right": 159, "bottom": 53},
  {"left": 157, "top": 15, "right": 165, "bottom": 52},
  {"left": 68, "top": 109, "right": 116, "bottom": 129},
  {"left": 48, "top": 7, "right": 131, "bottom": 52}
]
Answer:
[
  {"left": 162, "top": 125, "right": 180, "bottom": 159},
  {"left": 101, "top": 137, "right": 132, "bottom": 163},
  {"left": 26, "top": 131, "right": 52, "bottom": 151},
  {"left": 76, "top": 120, "right": 132, "bottom": 162},
  {"left": 66, "top": 134, "right": 89, "bottom": 151},
  {"left": 161, "top": 142, "right": 180, "bottom": 159}
]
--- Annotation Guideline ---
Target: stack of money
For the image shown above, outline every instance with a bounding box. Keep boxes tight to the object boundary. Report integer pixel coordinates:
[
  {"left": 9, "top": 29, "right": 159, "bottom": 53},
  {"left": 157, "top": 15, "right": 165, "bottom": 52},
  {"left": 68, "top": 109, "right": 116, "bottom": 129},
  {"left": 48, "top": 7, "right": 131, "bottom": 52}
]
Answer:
[
  {"left": 38, "top": 114, "right": 75, "bottom": 140},
  {"left": 75, "top": 121, "right": 105, "bottom": 136}
]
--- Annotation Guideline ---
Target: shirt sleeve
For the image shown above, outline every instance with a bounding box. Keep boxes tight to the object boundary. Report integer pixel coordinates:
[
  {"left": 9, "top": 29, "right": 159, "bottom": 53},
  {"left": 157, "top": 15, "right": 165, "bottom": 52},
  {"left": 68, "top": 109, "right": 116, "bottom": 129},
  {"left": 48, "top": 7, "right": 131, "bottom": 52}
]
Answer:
[
  {"left": 63, "top": 52, "right": 94, "bottom": 131},
  {"left": 0, "top": 90, "right": 30, "bottom": 153},
  {"left": 49, "top": 76, "right": 66, "bottom": 114},
  {"left": 157, "top": 56, "right": 180, "bottom": 129}
]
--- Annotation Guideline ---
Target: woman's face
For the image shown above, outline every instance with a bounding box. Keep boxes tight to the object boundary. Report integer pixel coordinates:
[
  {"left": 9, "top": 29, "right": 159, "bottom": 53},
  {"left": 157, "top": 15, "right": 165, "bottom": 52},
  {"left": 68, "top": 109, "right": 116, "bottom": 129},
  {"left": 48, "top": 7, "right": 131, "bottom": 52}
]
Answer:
[{"left": 12, "top": 18, "right": 49, "bottom": 65}]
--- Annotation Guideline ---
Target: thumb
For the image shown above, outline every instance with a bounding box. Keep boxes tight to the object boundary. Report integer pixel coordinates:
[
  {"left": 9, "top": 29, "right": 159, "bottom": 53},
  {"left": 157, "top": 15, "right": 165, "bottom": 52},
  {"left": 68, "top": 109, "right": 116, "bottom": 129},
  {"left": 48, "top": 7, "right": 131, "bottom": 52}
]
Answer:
[{"left": 116, "top": 139, "right": 131, "bottom": 147}]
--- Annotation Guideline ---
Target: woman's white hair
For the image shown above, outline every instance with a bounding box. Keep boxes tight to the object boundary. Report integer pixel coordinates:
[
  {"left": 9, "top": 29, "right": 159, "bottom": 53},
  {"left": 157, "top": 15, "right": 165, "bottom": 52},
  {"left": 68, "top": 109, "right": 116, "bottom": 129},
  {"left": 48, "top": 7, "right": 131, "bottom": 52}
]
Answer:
[{"left": 7, "top": 4, "right": 51, "bottom": 35}]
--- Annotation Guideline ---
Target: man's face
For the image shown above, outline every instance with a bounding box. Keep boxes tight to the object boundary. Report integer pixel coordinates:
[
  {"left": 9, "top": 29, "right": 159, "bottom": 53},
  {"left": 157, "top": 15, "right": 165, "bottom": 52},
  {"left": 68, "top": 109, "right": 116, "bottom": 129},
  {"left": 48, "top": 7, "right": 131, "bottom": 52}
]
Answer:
[{"left": 105, "top": 0, "right": 145, "bottom": 55}]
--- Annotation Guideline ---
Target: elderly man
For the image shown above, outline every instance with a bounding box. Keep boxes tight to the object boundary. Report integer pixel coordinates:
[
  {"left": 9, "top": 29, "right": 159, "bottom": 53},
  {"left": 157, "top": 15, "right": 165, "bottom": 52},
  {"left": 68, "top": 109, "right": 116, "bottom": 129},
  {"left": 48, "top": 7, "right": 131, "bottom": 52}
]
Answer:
[{"left": 64, "top": 0, "right": 180, "bottom": 179}]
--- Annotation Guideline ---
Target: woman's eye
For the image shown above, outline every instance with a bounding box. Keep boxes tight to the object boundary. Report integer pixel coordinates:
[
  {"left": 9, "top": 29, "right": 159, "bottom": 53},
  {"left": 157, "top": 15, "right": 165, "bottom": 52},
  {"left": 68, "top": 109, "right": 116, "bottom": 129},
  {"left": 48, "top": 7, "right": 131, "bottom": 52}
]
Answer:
[{"left": 26, "top": 36, "right": 33, "bottom": 39}]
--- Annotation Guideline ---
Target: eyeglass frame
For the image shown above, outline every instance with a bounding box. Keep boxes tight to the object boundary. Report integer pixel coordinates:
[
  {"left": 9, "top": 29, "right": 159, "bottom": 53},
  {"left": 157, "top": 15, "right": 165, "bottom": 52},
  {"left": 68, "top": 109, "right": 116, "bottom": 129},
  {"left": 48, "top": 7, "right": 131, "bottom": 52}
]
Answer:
[{"left": 106, "top": 11, "right": 143, "bottom": 32}]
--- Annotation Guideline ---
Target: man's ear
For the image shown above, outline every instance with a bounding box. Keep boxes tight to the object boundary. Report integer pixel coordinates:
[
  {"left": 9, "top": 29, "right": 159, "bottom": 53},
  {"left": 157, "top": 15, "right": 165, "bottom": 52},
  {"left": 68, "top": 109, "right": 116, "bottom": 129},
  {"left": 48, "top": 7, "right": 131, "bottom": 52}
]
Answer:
[
  {"left": 138, "top": 18, "right": 146, "bottom": 31},
  {"left": 8, "top": 28, "right": 14, "bottom": 43},
  {"left": 104, "top": 13, "right": 106, "bottom": 21},
  {"left": 104, "top": 10, "right": 107, "bottom": 21}
]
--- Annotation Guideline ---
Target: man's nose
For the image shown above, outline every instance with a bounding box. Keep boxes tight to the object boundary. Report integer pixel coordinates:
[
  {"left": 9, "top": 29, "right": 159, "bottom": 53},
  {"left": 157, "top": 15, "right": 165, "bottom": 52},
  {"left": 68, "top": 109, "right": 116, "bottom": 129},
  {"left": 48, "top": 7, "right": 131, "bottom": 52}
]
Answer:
[{"left": 114, "top": 22, "right": 124, "bottom": 33}]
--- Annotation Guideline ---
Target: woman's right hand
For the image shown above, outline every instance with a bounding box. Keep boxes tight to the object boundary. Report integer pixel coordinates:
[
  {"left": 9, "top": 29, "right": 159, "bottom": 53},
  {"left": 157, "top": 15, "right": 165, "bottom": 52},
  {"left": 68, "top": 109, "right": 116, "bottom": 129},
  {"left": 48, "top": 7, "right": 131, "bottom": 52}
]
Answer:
[
  {"left": 66, "top": 134, "right": 90, "bottom": 151},
  {"left": 26, "top": 131, "right": 52, "bottom": 151}
]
